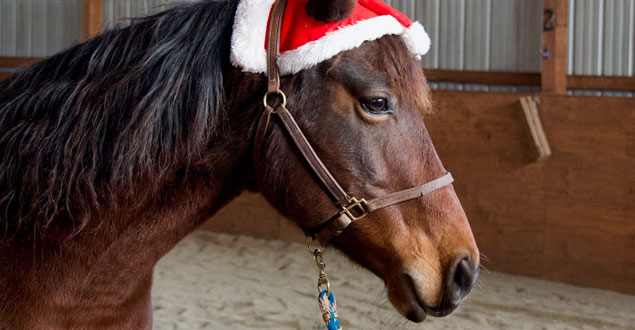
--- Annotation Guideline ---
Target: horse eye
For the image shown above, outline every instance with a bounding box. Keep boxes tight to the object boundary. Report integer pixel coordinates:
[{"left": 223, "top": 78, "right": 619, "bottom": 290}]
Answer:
[{"left": 361, "top": 98, "right": 390, "bottom": 113}]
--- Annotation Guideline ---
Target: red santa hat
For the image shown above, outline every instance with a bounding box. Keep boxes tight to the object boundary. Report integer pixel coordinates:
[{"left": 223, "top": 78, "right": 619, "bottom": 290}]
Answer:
[{"left": 231, "top": 0, "right": 431, "bottom": 76}]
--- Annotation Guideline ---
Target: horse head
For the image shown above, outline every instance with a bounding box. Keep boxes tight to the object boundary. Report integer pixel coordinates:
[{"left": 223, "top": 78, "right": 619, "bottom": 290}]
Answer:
[{"left": 249, "top": 0, "right": 480, "bottom": 322}]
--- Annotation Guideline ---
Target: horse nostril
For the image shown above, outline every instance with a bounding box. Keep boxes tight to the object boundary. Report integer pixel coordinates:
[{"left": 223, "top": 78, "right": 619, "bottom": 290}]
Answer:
[
  {"left": 445, "top": 256, "right": 477, "bottom": 308},
  {"left": 454, "top": 257, "right": 474, "bottom": 295}
]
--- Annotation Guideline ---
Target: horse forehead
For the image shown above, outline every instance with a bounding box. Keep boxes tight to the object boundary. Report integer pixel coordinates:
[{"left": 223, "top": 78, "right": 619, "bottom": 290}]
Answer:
[
  {"left": 323, "top": 53, "right": 395, "bottom": 88},
  {"left": 337, "top": 43, "right": 421, "bottom": 83},
  {"left": 328, "top": 62, "right": 391, "bottom": 90}
]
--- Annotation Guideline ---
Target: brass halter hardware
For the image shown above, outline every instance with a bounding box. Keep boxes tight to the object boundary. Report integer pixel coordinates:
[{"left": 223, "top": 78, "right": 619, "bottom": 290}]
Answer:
[
  {"left": 307, "top": 236, "right": 331, "bottom": 295},
  {"left": 313, "top": 249, "right": 331, "bottom": 295},
  {"left": 340, "top": 197, "right": 368, "bottom": 222}
]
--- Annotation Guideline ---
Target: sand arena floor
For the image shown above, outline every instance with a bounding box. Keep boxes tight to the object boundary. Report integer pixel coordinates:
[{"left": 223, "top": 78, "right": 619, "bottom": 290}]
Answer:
[{"left": 152, "top": 230, "right": 635, "bottom": 330}]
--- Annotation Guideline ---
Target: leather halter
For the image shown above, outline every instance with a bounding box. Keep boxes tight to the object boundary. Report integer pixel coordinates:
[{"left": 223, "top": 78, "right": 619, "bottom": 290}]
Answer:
[{"left": 254, "top": 0, "right": 454, "bottom": 245}]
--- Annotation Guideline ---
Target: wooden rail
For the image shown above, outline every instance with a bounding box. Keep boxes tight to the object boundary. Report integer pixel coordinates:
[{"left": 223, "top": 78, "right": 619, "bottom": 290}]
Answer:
[
  {"left": 425, "top": 70, "right": 541, "bottom": 87},
  {"left": 567, "top": 75, "right": 635, "bottom": 91},
  {"left": 0, "top": 57, "right": 42, "bottom": 68},
  {"left": 424, "top": 69, "right": 635, "bottom": 92},
  {"left": 2, "top": 59, "right": 633, "bottom": 92},
  {"left": 0, "top": 57, "right": 43, "bottom": 81}
]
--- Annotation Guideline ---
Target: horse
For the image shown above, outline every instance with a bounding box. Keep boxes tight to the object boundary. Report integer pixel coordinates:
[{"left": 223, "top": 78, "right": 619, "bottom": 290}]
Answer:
[{"left": 0, "top": 0, "right": 479, "bottom": 328}]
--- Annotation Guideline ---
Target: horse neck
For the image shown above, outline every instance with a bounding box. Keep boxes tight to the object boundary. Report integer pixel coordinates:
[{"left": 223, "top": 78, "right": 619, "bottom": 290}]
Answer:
[
  {"left": 76, "top": 67, "right": 266, "bottom": 251},
  {"left": 5, "top": 66, "right": 265, "bottom": 273},
  {"left": 0, "top": 68, "right": 266, "bottom": 328}
]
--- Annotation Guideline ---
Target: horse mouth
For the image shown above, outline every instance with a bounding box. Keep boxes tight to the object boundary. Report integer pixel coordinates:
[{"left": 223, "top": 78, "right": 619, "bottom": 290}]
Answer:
[{"left": 402, "top": 273, "right": 458, "bottom": 322}]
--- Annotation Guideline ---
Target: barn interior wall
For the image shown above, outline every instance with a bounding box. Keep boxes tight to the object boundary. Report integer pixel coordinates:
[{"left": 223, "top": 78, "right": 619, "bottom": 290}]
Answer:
[
  {"left": 427, "top": 91, "right": 634, "bottom": 295},
  {"left": 203, "top": 91, "right": 635, "bottom": 296}
]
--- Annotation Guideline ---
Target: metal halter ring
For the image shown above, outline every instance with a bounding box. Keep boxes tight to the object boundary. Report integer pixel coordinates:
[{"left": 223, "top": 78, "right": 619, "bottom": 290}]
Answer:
[
  {"left": 306, "top": 235, "right": 324, "bottom": 254},
  {"left": 263, "top": 90, "right": 287, "bottom": 108}
]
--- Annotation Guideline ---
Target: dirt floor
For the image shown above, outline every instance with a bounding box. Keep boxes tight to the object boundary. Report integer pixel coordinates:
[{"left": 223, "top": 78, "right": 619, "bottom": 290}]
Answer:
[{"left": 152, "top": 230, "right": 635, "bottom": 330}]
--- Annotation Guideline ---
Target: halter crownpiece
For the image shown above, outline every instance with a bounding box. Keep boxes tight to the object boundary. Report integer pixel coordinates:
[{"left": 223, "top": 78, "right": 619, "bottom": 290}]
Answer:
[{"left": 231, "top": 0, "right": 431, "bottom": 75}]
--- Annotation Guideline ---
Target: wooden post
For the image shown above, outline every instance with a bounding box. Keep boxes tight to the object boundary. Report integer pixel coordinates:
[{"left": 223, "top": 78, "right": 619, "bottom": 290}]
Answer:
[
  {"left": 82, "top": 0, "right": 103, "bottom": 40},
  {"left": 541, "top": 0, "right": 568, "bottom": 94}
]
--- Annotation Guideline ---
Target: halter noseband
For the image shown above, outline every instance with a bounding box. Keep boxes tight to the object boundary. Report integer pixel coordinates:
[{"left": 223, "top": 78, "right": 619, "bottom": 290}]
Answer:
[{"left": 254, "top": 0, "right": 454, "bottom": 245}]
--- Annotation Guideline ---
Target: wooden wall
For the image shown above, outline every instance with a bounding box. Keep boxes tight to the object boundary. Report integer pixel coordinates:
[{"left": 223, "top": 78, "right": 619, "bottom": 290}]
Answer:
[
  {"left": 427, "top": 91, "right": 634, "bottom": 294},
  {"left": 204, "top": 91, "right": 635, "bottom": 295}
]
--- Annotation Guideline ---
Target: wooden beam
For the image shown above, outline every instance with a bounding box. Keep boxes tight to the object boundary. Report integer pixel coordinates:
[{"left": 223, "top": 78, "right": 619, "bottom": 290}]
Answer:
[
  {"left": 567, "top": 75, "right": 635, "bottom": 92},
  {"left": 0, "top": 57, "right": 42, "bottom": 68},
  {"left": 0, "top": 72, "right": 12, "bottom": 81},
  {"left": 425, "top": 70, "right": 541, "bottom": 86},
  {"left": 425, "top": 69, "right": 635, "bottom": 92},
  {"left": 541, "top": 0, "right": 568, "bottom": 94},
  {"left": 2, "top": 57, "right": 633, "bottom": 92},
  {"left": 82, "top": 0, "right": 103, "bottom": 40}
]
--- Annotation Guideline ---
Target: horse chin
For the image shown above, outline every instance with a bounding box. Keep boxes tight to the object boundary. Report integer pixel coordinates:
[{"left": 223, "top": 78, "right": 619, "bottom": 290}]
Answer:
[
  {"left": 388, "top": 273, "right": 459, "bottom": 323},
  {"left": 405, "top": 307, "right": 427, "bottom": 323}
]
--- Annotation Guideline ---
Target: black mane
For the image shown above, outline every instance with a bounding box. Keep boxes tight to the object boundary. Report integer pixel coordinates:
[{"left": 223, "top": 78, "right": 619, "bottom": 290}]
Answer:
[{"left": 0, "top": 0, "right": 237, "bottom": 239}]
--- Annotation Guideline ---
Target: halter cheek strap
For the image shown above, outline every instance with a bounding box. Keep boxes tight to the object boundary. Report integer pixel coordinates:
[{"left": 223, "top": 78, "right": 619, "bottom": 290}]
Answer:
[{"left": 254, "top": 0, "right": 454, "bottom": 245}]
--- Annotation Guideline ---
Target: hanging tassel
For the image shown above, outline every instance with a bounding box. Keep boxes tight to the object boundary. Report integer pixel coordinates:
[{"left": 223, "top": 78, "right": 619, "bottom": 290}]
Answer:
[{"left": 318, "top": 290, "right": 341, "bottom": 330}]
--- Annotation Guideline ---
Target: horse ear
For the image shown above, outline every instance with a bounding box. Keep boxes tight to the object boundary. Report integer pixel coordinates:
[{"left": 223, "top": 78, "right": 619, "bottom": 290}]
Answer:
[{"left": 305, "top": 0, "right": 357, "bottom": 23}]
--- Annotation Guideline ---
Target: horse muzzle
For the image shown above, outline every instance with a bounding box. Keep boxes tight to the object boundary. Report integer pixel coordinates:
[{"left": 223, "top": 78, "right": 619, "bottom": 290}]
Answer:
[{"left": 397, "top": 254, "right": 479, "bottom": 322}]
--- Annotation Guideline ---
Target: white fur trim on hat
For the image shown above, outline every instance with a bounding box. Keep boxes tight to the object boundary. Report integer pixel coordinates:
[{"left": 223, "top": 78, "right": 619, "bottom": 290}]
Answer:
[
  {"left": 401, "top": 22, "right": 431, "bottom": 60},
  {"left": 230, "top": 0, "right": 273, "bottom": 74},
  {"left": 277, "top": 15, "right": 404, "bottom": 75},
  {"left": 230, "top": 0, "right": 431, "bottom": 75}
]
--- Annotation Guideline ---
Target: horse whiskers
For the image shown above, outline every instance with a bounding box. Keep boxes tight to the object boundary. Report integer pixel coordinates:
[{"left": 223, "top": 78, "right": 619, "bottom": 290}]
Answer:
[{"left": 479, "top": 264, "right": 492, "bottom": 275}]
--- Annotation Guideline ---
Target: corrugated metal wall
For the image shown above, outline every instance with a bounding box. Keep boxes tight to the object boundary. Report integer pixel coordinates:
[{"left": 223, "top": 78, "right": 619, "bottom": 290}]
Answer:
[
  {"left": 385, "top": 0, "right": 544, "bottom": 92},
  {"left": 569, "top": 0, "right": 635, "bottom": 76},
  {"left": 0, "top": 0, "right": 185, "bottom": 57},
  {"left": 386, "top": 0, "right": 634, "bottom": 78},
  {"left": 1, "top": 0, "right": 633, "bottom": 92},
  {"left": 103, "top": 0, "right": 175, "bottom": 29},
  {"left": 0, "top": 0, "right": 83, "bottom": 57},
  {"left": 392, "top": 0, "right": 634, "bottom": 95},
  {"left": 567, "top": 0, "right": 634, "bottom": 95},
  {"left": 389, "top": 0, "right": 544, "bottom": 73}
]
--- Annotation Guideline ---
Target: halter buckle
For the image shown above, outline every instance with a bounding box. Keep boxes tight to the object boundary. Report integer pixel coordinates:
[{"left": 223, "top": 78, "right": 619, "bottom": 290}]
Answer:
[{"left": 340, "top": 197, "right": 368, "bottom": 222}]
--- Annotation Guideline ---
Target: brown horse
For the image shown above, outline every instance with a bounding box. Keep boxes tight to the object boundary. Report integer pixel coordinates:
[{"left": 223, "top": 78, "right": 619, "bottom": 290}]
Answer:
[{"left": 0, "top": 0, "right": 478, "bottom": 328}]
